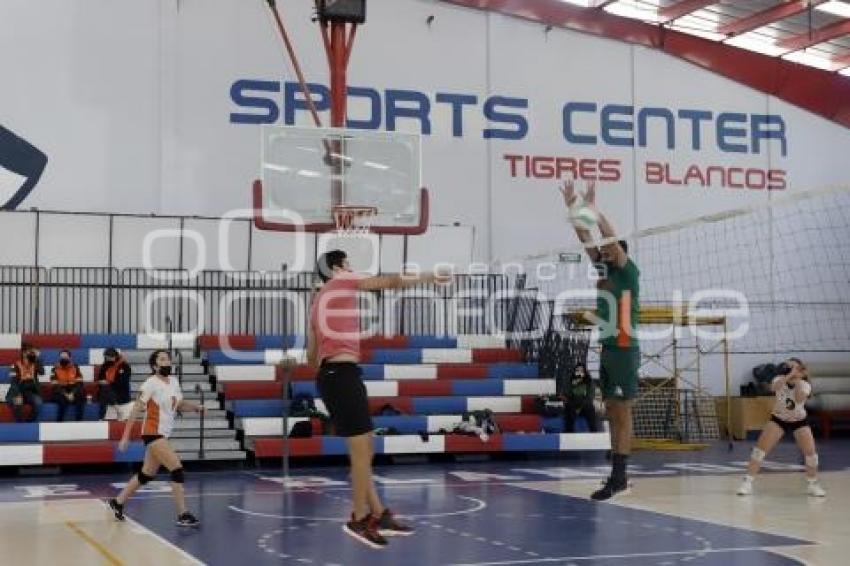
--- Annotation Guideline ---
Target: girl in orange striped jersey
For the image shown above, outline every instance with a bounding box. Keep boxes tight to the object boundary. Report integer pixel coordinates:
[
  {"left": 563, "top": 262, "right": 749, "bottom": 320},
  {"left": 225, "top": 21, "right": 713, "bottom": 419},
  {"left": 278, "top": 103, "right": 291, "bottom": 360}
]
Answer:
[{"left": 109, "top": 349, "right": 205, "bottom": 526}]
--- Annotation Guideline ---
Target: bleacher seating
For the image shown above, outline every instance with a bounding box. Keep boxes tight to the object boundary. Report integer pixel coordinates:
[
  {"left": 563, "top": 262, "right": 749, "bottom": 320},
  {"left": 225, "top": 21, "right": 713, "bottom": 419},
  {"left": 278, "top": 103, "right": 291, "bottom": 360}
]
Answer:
[
  {"left": 0, "top": 332, "right": 610, "bottom": 469},
  {"left": 205, "top": 334, "right": 610, "bottom": 459},
  {"left": 0, "top": 333, "right": 241, "bottom": 467}
]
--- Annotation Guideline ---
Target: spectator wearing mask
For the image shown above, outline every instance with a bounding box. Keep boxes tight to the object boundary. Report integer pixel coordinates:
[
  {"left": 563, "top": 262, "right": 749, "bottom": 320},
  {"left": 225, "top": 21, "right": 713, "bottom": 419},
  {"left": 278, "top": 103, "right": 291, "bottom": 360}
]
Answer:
[
  {"left": 96, "top": 347, "right": 132, "bottom": 420},
  {"left": 50, "top": 349, "right": 85, "bottom": 422},
  {"left": 5, "top": 344, "right": 44, "bottom": 422},
  {"left": 564, "top": 363, "right": 600, "bottom": 433}
]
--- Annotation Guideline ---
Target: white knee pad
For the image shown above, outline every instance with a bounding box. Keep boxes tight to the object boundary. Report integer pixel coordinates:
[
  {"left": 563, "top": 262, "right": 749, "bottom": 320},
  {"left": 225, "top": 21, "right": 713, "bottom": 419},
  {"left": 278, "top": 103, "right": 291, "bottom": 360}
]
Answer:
[
  {"left": 805, "top": 453, "right": 819, "bottom": 468},
  {"left": 750, "top": 447, "right": 766, "bottom": 462}
]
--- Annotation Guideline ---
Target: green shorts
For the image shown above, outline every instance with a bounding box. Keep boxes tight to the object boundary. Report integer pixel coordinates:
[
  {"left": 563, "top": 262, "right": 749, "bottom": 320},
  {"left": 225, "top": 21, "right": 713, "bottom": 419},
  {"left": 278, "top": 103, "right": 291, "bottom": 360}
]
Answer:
[{"left": 599, "top": 346, "right": 640, "bottom": 400}]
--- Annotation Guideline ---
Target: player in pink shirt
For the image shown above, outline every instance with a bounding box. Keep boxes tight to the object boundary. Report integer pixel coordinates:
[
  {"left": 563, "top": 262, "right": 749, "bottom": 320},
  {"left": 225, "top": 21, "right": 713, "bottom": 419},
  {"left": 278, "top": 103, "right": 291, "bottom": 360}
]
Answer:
[{"left": 308, "top": 250, "right": 450, "bottom": 549}]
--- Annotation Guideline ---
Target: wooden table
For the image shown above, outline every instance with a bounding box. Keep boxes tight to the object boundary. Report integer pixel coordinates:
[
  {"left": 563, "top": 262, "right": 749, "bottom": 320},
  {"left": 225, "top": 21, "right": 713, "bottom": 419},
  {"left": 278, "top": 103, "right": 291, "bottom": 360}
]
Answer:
[{"left": 715, "top": 396, "right": 774, "bottom": 440}]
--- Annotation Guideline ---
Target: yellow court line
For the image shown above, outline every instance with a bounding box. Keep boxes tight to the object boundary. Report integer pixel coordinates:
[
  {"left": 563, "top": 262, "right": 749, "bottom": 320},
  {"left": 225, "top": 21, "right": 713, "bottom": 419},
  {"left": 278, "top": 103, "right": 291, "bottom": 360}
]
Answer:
[{"left": 64, "top": 520, "right": 124, "bottom": 566}]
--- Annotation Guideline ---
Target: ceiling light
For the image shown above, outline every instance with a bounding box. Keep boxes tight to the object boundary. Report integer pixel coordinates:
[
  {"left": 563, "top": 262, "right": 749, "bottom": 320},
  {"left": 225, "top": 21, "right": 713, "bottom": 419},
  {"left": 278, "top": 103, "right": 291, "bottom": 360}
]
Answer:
[
  {"left": 724, "top": 34, "right": 786, "bottom": 57},
  {"left": 558, "top": 0, "right": 595, "bottom": 7},
  {"left": 816, "top": 1, "right": 850, "bottom": 18},
  {"left": 604, "top": 2, "right": 661, "bottom": 23},
  {"left": 782, "top": 50, "right": 839, "bottom": 71}
]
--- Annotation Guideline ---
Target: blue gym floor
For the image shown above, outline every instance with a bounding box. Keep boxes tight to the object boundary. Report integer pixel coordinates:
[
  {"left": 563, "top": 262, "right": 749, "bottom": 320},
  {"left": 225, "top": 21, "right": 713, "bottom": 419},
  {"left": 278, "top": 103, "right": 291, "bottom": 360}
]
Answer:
[{"left": 2, "top": 439, "right": 848, "bottom": 565}]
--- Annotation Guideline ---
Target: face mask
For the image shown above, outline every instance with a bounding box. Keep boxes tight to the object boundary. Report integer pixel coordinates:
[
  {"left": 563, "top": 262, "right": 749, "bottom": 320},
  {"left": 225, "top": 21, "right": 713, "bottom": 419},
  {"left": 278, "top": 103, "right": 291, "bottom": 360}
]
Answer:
[
  {"left": 59, "top": 359, "right": 70, "bottom": 367},
  {"left": 158, "top": 366, "right": 172, "bottom": 377},
  {"left": 26, "top": 353, "right": 37, "bottom": 363}
]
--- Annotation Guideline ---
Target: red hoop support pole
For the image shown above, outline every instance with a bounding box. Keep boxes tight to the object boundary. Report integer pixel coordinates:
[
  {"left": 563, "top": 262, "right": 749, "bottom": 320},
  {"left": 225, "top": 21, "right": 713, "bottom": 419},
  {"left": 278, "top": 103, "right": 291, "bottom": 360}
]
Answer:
[{"left": 263, "top": 1, "right": 324, "bottom": 129}]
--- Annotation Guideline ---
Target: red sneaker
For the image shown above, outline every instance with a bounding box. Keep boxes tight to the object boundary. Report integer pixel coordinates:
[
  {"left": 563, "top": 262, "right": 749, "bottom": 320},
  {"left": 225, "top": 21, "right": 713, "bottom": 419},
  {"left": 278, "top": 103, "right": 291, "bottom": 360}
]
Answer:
[
  {"left": 343, "top": 514, "right": 388, "bottom": 549},
  {"left": 377, "top": 509, "right": 414, "bottom": 537}
]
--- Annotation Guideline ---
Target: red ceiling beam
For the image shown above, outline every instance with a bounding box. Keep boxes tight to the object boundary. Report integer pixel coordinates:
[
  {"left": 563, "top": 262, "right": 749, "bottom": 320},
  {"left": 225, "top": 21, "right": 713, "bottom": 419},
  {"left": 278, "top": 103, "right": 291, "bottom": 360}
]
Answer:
[
  {"left": 659, "top": 0, "right": 718, "bottom": 24},
  {"left": 441, "top": 0, "right": 850, "bottom": 129},
  {"left": 716, "top": 0, "right": 827, "bottom": 37},
  {"left": 777, "top": 19, "right": 850, "bottom": 52}
]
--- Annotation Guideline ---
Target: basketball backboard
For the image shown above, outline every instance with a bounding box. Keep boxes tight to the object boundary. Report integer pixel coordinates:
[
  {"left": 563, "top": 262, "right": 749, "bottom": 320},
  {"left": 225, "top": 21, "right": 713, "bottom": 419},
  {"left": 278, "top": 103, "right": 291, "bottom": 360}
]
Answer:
[{"left": 253, "top": 126, "right": 428, "bottom": 234}]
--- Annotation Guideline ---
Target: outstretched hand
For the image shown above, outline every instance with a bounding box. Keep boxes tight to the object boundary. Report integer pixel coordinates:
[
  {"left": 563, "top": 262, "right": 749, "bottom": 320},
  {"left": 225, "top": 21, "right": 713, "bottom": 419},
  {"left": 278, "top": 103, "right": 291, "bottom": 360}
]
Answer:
[
  {"left": 584, "top": 180, "right": 597, "bottom": 207},
  {"left": 559, "top": 180, "right": 577, "bottom": 208},
  {"left": 559, "top": 179, "right": 597, "bottom": 209}
]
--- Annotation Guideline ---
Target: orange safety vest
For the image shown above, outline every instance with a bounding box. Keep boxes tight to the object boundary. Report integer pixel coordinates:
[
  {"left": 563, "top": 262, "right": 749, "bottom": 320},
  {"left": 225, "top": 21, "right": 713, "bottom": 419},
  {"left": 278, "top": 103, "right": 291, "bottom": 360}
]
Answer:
[
  {"left": 13, "top": 360, "right": 37, "bottom": 382},
  {"left": 53, "top": 364, "right": 79, "bottom": 386},
  {"left": 102, "top": 356, "right": 125, "bottom": 384}
]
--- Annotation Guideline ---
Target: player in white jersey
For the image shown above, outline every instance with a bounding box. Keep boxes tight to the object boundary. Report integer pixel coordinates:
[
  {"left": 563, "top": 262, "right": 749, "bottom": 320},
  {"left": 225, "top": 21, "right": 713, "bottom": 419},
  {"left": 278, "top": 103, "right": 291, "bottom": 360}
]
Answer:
[
  {"left": 737, "top": 357, "right": 825, "bottom": 497},
  {"left": 108, "top": 349, "right": 206, "bottom": 526}
]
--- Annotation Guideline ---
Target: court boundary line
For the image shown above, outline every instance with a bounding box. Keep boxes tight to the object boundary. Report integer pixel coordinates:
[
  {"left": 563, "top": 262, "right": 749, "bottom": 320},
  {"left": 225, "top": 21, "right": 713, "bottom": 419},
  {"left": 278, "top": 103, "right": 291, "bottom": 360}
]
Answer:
[
  {"left": 508, "top": 478, "right": 821, "bottom": 545},
  {"left": 102, "top": 501, "right": 205, "bottom": 566},
  {"left": 450, "top": 545, "right": 801, "bottom": 566},
  {"left": 228, "top": 494, "right": 487, "bottom": 522},
  {"left": 65, "top": 519, "right": 124, "bottom": 566}
]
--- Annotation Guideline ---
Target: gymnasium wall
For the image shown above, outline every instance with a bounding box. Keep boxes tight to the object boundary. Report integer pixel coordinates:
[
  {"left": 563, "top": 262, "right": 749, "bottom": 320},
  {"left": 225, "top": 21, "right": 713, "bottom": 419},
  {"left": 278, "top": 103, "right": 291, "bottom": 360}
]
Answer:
[{"left": 2, "top": 0, "right": 849, "bottom": 391}]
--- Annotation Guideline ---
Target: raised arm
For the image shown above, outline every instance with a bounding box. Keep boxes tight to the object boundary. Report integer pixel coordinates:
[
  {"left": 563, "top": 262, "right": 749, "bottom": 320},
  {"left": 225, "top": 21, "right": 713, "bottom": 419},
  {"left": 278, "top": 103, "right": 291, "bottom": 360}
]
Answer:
[
  {"left": 595, "top": 210, "right": 628, "bottom": 268},
  {"left": 357, "top": 271, "right": 451, "bottom": 292},
  {"left": 559, "top": 180, "right": 600, "bottom": 263}
]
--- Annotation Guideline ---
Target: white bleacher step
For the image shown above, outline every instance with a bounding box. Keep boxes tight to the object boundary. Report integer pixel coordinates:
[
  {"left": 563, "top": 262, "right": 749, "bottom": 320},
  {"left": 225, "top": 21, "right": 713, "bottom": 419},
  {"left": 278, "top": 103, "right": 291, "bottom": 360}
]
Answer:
[
  {"left": 169, "top": 428, "right": 236, "bottom": 439},
  {"left": 130, "top": 364, "right": 205, "bottom": 375},
  {"left": 122, "top": 350, "right": 200, "bottom": 364},
  {"left": 172, "top": 418, "right": 230, "bottom": 431},
  {"left": 169, "top": 438, "right": 242, "bottom": 451},
  {"left": 130, "top": 382, "right": 214, "bottom": 393},
  {"left": 174, "top": 409, "right": 227, "bottom": 419},
  {"left": 177, "top": 450, "right": 247, "bottom": 462},
  {"left": 130, "top": 376, "right": 210, "bottom": 387}
]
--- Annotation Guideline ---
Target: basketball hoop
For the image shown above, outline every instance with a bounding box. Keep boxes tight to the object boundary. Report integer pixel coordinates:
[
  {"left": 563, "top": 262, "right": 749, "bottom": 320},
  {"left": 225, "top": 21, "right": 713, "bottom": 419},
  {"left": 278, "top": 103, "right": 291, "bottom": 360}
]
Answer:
[{"left": 332, "top": 205, "right": 378, "bottom": 236}]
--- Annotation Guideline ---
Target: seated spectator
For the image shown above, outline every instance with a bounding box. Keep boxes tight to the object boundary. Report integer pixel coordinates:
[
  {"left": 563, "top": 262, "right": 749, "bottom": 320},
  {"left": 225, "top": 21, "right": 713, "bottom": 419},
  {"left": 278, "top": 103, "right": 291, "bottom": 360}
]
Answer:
[
  {"left": 96, "top": 347, "right": 132, "bottom": 420},
  {"left": 564, "top": 363, "right": 599, "bottom": 433},
  {"left": 5, "top": 344, "right": 44, "bottom": 422},
  {"left": 51, "top": 349, "right": 85, "bottom": 422}
]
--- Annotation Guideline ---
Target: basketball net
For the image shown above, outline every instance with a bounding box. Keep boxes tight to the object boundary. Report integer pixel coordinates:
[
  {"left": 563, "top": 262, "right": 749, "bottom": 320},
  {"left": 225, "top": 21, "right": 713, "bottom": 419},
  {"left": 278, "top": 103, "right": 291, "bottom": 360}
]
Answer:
[{"left": 332, "top": 205, "right": 378, "bottom": 236}]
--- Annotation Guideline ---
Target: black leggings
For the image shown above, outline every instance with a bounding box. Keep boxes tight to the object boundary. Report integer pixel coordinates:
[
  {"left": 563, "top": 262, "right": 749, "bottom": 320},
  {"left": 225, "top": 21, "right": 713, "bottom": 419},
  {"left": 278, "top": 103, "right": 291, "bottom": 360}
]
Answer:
[{"left": 564, "top": 399, "right": 599, "bottom": 433}]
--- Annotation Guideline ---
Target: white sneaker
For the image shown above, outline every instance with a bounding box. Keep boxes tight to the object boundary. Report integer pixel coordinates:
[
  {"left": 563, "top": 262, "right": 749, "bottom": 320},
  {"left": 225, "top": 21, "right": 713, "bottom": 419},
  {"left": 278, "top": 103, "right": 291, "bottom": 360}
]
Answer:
[
  {"left": 736, "top": 477, "right": 753, "bottom": 496},
  {"left": 807, "top": 480, "right": 826, "bottom": 498}
]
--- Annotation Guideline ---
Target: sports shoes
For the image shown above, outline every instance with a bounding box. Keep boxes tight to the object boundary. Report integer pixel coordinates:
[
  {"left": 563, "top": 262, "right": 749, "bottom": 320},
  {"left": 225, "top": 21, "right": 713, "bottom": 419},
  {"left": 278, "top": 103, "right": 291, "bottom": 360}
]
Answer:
[
  {"left": 377, "top": 509, "right": 414, "bottom": 537},
  {"left": 176, "top": 512, "right": 201, "bottom": 527},
  {"left": 343, "top": 514, "right": 388, "bottom": 549},
  {"left": 806, "top": 479, "right": 826, "bottom": 498},
  {"left": 108, "top": 498, "right": 125, "bottom": 521},
  {"left": 737, "top": 476, "right": 754, "bottom": 496},
  {"left": 591, "top": 477, "right": 630, "bottom": 501}
]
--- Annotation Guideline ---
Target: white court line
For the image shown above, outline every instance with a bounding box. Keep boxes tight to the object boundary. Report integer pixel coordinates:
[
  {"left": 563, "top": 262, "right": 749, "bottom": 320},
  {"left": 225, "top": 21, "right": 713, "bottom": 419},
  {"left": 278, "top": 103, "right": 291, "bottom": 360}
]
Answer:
[
  {"left": 509, "top": 479, "right": 821, "bottom": 544},
  {"left": 451, "top": 546, "right": 782, "bottom": 565},
  {"left": 228, "top": 495, "right": 486, "bottom": 522},
  {"left": 98, "top": 500, "right": 205, "bottom": 566}
]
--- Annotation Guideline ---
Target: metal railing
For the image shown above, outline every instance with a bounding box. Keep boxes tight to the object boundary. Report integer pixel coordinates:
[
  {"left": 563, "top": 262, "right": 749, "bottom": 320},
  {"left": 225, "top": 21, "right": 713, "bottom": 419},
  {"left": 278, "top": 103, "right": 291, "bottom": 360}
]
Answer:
[{"left": 0, "top": 266, "right": 513, "bottom": 337}]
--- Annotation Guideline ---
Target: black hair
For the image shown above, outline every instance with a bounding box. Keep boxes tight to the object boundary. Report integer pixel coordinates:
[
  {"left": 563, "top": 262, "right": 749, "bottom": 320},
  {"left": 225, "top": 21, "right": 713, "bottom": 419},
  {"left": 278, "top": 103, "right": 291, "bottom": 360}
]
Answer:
[
  {"left": 317, "top": 250, "right": 347, "bottom": 283},
  {"left": 149, "top": 349, "right": 171, "bottom": 371},
  {"left": 104, "top": 347, "right": 119, "bottom": 358},
  {"left": 788, "top": 356, "right": 808, "bottom": 380},
  {"left": 21, "top": 343, "right": 36, "bottom": 359},
  {"left": 619, "top": 240, "right": 628, "bottom": 255}
]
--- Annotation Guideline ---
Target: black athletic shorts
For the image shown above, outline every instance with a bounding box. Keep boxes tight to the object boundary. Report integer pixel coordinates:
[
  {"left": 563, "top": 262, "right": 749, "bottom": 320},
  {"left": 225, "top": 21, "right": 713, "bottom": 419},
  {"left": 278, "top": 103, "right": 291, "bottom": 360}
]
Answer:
[
  {"left": 316, "top": 361, "right": 373, "bottom": 437},
  {"left": 142, "top": 434, "right": 164, "bottom": 446},
  {"left": 770, "top": 415, "right": 809, "bottom": 434}
]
